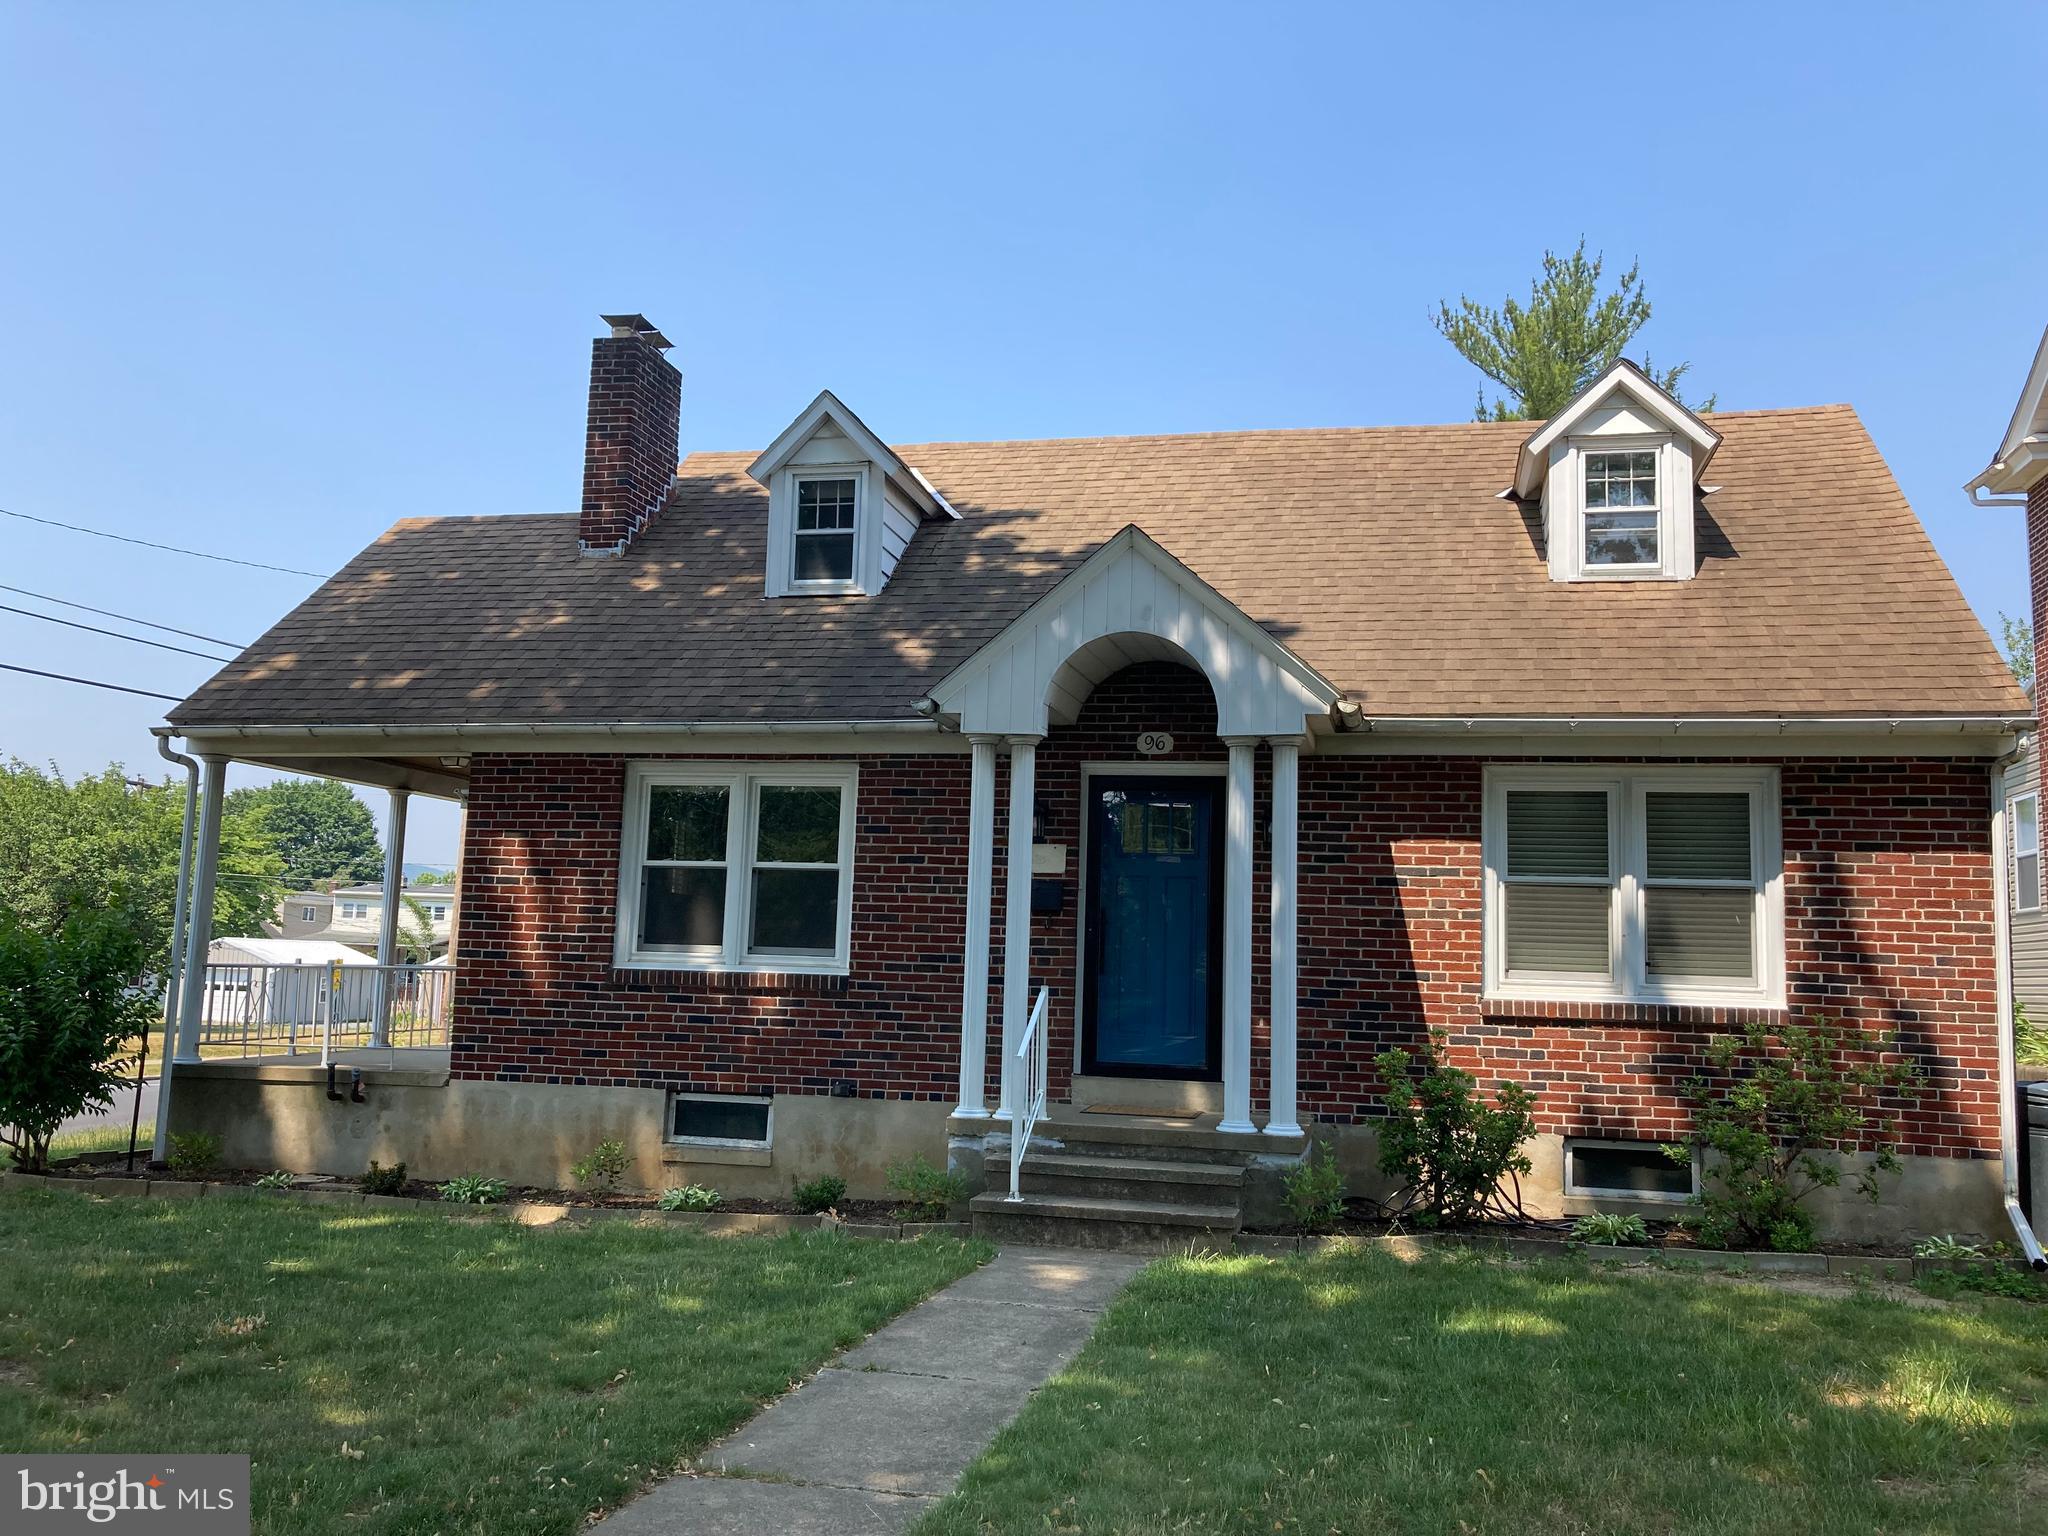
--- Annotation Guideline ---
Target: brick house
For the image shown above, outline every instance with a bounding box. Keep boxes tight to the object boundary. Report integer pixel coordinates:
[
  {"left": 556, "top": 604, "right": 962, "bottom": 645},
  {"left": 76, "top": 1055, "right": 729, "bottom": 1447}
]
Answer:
[{"left": 159, "top": 314, "right": 2036, "bottom": 1244}]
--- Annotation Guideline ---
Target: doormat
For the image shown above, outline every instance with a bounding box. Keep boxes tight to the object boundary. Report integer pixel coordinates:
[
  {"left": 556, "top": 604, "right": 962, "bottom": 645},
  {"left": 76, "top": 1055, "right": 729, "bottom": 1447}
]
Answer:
[{"left": 1083, "top": 1103, "right": 1204, "bottom": 1121}]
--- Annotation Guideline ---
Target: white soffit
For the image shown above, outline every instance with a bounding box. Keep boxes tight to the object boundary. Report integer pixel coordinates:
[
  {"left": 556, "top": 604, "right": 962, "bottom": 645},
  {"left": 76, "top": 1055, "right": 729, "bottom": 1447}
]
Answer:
[{"left": 1968, "top": 323, "right": 2048, "bottom": 498}]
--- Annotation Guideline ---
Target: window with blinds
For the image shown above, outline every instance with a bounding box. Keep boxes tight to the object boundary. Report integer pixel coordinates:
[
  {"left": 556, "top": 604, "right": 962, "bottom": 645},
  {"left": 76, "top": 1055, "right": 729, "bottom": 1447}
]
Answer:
[
  {"left": 2013, "top": 793, "right": 2041, "bottom": 915},
  {"left": 1487, "top": 771, "right": 1778, "bottom": 1003}
]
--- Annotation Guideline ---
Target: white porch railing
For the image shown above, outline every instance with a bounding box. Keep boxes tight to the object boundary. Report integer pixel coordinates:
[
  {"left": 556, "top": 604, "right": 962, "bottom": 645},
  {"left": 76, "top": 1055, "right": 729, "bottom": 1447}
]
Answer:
[
  {"left": 1006, "top": 986, "right": 1050, "bottom": 1202},
  {"left": 192, "top": 961, "right": 453, "bottom": 1062}
]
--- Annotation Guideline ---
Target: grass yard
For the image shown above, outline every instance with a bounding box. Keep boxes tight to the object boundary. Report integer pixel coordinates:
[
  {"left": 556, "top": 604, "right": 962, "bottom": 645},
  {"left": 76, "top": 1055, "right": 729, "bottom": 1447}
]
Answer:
[
  {"left": 0, "top": 1187, "right": 986, "bottom": 1535},
  {"left": 915, "top": 1249, "right": 2048, "bottom": 1536}
]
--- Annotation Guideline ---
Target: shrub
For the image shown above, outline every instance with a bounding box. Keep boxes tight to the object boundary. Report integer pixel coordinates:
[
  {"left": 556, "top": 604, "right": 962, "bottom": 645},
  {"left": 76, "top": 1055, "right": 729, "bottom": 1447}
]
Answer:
[
  {"left": 1914, "top": 1233, "right": 1986, "bottom": 1261},
  {"left": 658, "top": 1184, "right": 722, "bottom": 1212},
  {"left": 1669, "top": 1015, "right": 1926, "bottom": 1253},
  {"left": 570, "top": 1139, "right": 629, "bottom": 1197},
  {"left": 440, "top": 1174, "right": 508, "bottom": 1206},
  {"left": 1373, "top": 1035, "right": 1537, "bottom": 1226},
  {"left": 1572, "top": 1212, "right": 1651, "bottom": 1247},
  {"left": 886, "top": 1155, "right": 968, "bottom": 1222},
  {"left": 253, "top": 1170, "right": 294, "bottom": 1191},
  {"left": 2017, "top": 1003, "right": 2048, "bottom": 1067},
  {"left": 1918, "top": 1261, "right": 2048, "bottom": 1304},
  {"left": 1281, "top": 1148, "right": 1347, "bottom": 1234},
  {"left": 791, "top": 1173, "right": 847, "bottom": 1214},
  {"left": 167, "top": 1131, "right": 222, "bottom": 1180},
  {"left": 0, "top": 911, "right": 158, "bottom": 1172},
  {"left": 360, "top": 1161, "right": 407, "bottom": 1196}
]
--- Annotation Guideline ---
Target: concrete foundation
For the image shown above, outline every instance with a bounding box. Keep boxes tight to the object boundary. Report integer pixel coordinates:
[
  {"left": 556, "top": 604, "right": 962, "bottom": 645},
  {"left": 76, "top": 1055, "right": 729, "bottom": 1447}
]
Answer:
[{"left": 166, "top": 1055, "right": 951, "bottom": 1199}]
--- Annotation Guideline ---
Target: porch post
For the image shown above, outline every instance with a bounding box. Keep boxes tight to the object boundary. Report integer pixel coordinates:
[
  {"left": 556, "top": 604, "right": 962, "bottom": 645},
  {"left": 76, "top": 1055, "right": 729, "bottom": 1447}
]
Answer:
[
  {"left": 1265, "top": 737, "right": 1303, "bottom": 1136},
  {"left": 1219, "top": 736, "right": 1258, "bottom": 1133},
  {"left": 172, "top": 755, "right": 229, "bottom": 1066},
  {"left": 996, "top": 734, "right": 1039, "bottom": 1121},
  {"left": 372, "top": 787, "right": 410, "bottom": 1047},
  {"left": 955, "top": 734, "right": 1000, "bottom": 1117}
]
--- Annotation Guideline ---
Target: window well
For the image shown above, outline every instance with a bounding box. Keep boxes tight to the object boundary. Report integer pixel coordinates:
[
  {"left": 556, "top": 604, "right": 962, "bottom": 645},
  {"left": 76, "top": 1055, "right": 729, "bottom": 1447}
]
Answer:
[{"left": 671, "top": 1094, "right": 771, "bottom": 1146}]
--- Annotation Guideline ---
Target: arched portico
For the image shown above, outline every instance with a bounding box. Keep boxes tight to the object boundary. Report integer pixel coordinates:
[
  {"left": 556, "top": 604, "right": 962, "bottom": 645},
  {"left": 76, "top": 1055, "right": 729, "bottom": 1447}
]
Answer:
[{"left": 928, "top": 526, "right": 1336, "bottom": 1139}]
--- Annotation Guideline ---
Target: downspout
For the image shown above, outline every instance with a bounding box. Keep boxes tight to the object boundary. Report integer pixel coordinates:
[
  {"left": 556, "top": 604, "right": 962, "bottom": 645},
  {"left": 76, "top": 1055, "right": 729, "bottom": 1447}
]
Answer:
[
  {"left": 151, "top": 730, "right": 200, "bottom": 1168},
  {"left": 1990, "top": 743, "right": 2047, "bottom": 1268}
]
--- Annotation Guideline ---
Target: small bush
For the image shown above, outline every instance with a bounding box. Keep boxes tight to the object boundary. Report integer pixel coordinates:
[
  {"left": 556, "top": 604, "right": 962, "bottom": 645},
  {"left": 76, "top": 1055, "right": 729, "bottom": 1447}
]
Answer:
[
  {"left": 886, "top": 1154, "right": 968, "bottom": 1222},
  {"left": 1914, "top": 1233, "right": 1986, "bottom": 1261},
  {"left": 1282, "top": 1148, "right": 1347, "bottom": 1234},
  {"left": 571, "top": 1139, "right": 629, "bottom": 1197},
  {"left": 440, "top": 1174, "right": 508, "bottom": 1206},
  {"left": 1918, "top": 1261, "right": 2048, "bottom": 1304},
  {"left": 1373, "top": 1034, "right": 1537, "bottom": 1226},
  {"left": 658, "top": 1184, "right": 722, "bottom": 1213},
  {"left": 253, "top": 1170, "right": 294, "bottom": 1191},
  {"left": 791, "top": 1173, "right": 848, "bottom": 1214},
  {"left": 2017, "top": 1003, "right": 2048, "bottom": 1067},
  {"left": 167, "top": 1131, "right": 222, "bottom": 1180},
  {"left": 1572, "top": 1212, "right": 1651, "bottom": 1247},
  {"left": 1670, "top": 1014, "right": 1926, "bottom": 1253},
  {"left": 359, "top": 1161, "right": 408, "bottom": 1196}
]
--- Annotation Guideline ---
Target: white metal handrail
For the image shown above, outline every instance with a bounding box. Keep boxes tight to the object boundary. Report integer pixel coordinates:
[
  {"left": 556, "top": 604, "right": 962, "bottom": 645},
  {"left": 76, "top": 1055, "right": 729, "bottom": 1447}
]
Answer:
[
  {"left": 192, "top": 961, "right": 453, "bottom": 1061},
  {"left": 1006, "top": 986, "right": 1050, "bottom": 1202}
]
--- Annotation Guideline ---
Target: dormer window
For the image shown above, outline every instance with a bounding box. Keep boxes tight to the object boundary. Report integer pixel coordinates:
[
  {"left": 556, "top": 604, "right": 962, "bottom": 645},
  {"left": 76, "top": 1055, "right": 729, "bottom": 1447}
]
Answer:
[
  {"left": 1582, "top": 450, "right": 1659, "bottom": 567},
  {"left": 793, "top": 475, "right": 859, "bottom": 585}
]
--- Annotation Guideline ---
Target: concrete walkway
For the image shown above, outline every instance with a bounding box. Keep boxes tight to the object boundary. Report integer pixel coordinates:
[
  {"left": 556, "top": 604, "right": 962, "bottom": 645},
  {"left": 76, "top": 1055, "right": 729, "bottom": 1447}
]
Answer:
[{"left": 593, "top": 1246, "right": 1146, "bottom": 1535}]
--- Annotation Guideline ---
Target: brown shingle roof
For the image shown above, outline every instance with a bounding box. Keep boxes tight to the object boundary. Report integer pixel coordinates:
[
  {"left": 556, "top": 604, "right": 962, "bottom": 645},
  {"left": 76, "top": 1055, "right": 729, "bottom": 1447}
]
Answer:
[{"left": 168, "top": 405, "right": 2027, "bottom": 728}]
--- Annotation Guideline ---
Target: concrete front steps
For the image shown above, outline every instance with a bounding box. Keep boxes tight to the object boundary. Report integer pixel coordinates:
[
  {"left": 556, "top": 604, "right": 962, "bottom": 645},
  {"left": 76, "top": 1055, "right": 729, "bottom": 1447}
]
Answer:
[{"left": 959, "top": 1110, "right": 1307, "bottom": 1252}]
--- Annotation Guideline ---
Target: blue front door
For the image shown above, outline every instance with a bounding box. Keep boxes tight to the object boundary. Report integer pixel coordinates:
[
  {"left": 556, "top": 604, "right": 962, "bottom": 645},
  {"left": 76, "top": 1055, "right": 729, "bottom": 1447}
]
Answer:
[{"left": 1084, "top": 776, "right": 1222, "bottom": 1079}]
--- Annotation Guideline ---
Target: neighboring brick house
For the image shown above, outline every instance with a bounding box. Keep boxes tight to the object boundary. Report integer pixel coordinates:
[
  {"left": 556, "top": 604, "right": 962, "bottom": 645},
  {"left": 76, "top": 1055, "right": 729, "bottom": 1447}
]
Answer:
[{"left": 159, "top": 314, "right": 2036, "bottom": 1244}]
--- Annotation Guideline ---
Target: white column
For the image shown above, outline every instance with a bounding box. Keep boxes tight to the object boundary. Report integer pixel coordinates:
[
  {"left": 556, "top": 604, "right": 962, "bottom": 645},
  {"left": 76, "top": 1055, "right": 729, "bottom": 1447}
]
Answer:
[
  {"left": 372, "top": 787, "right": 410, "bottom": 1047},
  {"left": 996, "top": 735, "right": 1039, "bottom": 1121},
  {"left": 1219, "top": 736, "right": 1258, "bottom": 1133},
  {"left": 172, "top": 755, "right": 229, "bottom": 1066},
  {"left": 1265, "top": 737, "right": 1303, "bottom": 1136},
  {"left": 955, "top": 735, "right": 1000, "bottom": 1117}
]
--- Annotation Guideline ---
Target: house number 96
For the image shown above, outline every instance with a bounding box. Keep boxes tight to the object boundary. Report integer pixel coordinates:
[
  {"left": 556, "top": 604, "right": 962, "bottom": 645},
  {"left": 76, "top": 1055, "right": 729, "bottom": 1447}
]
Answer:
[{"left": 1136, "top": 731, "right": 1174, "bottom": 756}]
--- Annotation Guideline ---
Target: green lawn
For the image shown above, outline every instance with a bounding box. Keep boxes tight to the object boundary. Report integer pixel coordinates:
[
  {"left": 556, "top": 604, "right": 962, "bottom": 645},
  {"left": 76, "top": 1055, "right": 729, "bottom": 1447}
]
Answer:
[
  {"left": 915, "top": 1250, "right": 2048, "bottom": 1536},
  {"left": 0, "top": 1187, "right": 985, "bottom": 1535}
]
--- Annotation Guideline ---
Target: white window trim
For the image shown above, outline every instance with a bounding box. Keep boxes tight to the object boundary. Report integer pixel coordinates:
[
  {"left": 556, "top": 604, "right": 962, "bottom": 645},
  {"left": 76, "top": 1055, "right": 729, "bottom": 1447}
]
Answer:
[
  {"left": 2011, "top": 790, "right": 2041, "bottom": 914},
  {"left": 667, "top": 1091, "right": 774, "bottom": 1150},
  {"left": 1580, "top": 447, "right": 1661, "bottom": 572},
  {"left": 615, "top": 760, "right": 859, "bottom": 975},
  {"left": 1562, "top": 1137, "right": 1701, "bottom": 1204},
  {"left": 1548, "top": 432, "right": 1694, "bottom": 584},
  {"left": 1482, "top": 764, "right": 1783, "bottom": 1007},
  {"left": 299, "top": 905, "right": 318, "bottom": 922},
  {"left": 766, "top": 463, "right": 875, "bottom": 597}
]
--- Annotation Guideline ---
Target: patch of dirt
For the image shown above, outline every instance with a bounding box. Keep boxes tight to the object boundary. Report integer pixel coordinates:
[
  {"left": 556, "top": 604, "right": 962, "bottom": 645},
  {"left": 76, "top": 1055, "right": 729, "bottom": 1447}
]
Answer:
[{"left": 0, "top": 1359, "right": 34, "bottom": 1392}]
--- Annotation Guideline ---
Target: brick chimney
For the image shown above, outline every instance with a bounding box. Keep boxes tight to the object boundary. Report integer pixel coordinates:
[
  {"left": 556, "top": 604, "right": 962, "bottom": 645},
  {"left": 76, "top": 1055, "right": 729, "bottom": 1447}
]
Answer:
[{"left": 579, "top": 314, "right": 681, "bottom": 555}]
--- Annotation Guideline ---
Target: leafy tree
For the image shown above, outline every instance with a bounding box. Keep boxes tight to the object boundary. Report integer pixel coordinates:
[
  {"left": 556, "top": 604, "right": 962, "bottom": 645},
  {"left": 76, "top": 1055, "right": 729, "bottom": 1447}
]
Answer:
[
  {"left": 1667, "top": 1016, "right": 1925, "bottom": 1253},
  {"left": 225, "top": 778, "right": 383, "bottom": 889},
  {"left": 0, "top": 760, "right": 280, "bottom": 973},
  {"left": 409, "top": 869, "right": 455, "bottom": 887},
  {"left": 0, "top": 911, "right": 160, "bottom": 1171},
  {"left": 1999, "top": 612, "right": 2033, "bottom": 698},
  {"left": 1434, "top": 239, "right": 1713, "bottom": 421}
]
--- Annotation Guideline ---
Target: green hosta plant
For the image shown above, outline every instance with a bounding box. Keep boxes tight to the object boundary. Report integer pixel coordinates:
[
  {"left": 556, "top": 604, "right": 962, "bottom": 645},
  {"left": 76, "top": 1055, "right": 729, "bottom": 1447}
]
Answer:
[
  {"left": 253, "top": 1170, "right": 294, "bottom": 1192},
  {"left": 1914, "top": 1233, "right": 1986, "bottom": 1261},
  {"left": 791, "top": 1173, "right": 847, "bottom": 1214},
  {"left": 659, "top": 1184, "right": 722, "bottom": 1213},
  {"left": 440, "top": 1174, "right": 508, "bottom": 1206},
  {"left": 1282, "top": 1148, "right": 1347, "bottom": 1234},
  {"left": 1374, "top": 1035, "right": 1537, "bottom": 1226},
  {"left": 1571, "top": 1212, "right": 1651, "bottom": 1247},
  {"left": 571, "top": 1139, "right": 629, "bottom": 1197},
  {"left": 885, "top": 1155, "right": 968, "bottom": 1223}
]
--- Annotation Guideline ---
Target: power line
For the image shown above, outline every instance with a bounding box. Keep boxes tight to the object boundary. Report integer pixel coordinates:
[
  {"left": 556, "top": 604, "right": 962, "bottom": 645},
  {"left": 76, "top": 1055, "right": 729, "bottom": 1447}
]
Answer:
[
  {"left": 0, "top": 661, "right": 182, "bottom": 702},
  {"left": 1, "top": 506, "right": 330, "bottom": 579},
  {"left": 0, "top": 583, "right": 248, "bottom": 650},
  {"left": 0, "top": 602, "right": 235, "bottom": 663}
]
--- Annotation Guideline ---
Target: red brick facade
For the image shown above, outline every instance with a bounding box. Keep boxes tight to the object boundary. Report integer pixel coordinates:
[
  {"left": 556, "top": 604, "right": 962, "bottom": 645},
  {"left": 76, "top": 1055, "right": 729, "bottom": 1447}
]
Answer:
[{"left": 450, "top": 663, "right": 2002, "bottom": 1160}]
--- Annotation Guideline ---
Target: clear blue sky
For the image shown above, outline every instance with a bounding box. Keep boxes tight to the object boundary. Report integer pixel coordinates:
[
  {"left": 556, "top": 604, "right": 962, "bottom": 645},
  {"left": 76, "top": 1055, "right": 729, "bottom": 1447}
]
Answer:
[{"left": 3, "top": 2, "right": 2042, "bottom": 867}]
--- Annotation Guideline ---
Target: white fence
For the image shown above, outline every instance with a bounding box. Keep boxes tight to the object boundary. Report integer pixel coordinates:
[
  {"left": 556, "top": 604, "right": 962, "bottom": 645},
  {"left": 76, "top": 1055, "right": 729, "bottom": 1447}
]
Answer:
[{"left": 194, "top": 961, "right": 452, "bottom": 1059}]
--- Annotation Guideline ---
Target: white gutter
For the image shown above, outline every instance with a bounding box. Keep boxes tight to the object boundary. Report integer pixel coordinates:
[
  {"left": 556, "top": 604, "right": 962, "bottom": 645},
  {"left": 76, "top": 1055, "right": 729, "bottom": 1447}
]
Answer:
[
  {"left": 150, "top": 730, "right": 199, "bottom": 1167},
  {"left": 174, "top": 719, "right": 946, "bottom": 741},
  {"left": 1990, "top": 742, "right": 2047, "bottom": 1268},
  {"left": 1353, "top": 715, "right": 2031, "bottom": 736}
]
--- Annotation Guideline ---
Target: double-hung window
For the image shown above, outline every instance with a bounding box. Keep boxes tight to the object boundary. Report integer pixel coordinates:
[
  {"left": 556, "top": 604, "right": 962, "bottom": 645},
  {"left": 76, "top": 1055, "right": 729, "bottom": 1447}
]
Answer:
[
  {"left": 1485, "top": 768, "right": 1780, "bottom": 1004},
  {"left": 792, "top": 475, "right": 859, "bottom": 585},
  {"left": 1582, "top": 450, "right": 1659, "bottom": 567},
  {"left": 2013, "top": 791, "right": 2041, "bottom": 914},
  {"left": 618, "top": 762, "right": 858, "bottom": 973}
]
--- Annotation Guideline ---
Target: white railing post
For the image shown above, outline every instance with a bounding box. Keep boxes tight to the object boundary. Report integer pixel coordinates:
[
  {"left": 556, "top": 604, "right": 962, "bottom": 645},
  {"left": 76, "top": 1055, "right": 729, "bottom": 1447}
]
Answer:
[{"left": 1006, "top": 986, "right": 1050, "bottom": 1202}]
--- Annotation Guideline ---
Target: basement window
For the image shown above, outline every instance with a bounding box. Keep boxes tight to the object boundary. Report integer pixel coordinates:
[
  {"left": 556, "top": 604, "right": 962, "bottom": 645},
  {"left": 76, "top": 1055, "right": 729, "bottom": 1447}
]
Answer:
[
  {"left": 1565, "top": 1139, "right": 1696, "bottom": 1202},
  {"left": 670, "top": 1093, "right": 772, "bottom": 1148}
]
